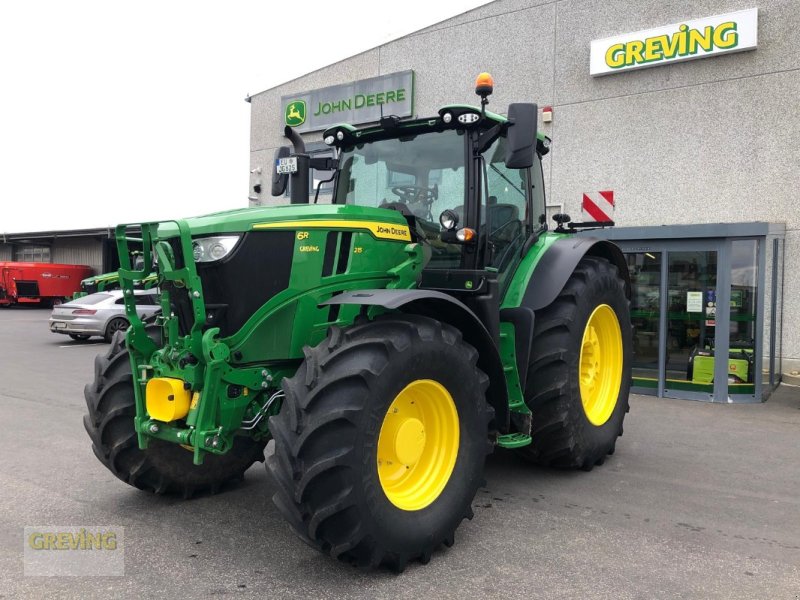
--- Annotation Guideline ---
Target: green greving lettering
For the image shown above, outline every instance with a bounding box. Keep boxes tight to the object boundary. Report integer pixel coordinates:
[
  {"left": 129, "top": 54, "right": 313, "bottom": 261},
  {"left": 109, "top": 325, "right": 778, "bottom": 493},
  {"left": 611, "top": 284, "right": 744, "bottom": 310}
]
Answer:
[{"left": 605, "top": 21, "right": 739, "bottom": 69}]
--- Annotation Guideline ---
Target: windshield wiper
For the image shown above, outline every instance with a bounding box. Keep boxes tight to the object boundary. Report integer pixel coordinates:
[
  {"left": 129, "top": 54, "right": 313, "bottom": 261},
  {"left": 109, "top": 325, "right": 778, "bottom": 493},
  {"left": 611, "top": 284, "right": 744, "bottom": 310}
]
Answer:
[{"left": 488, "top": 163, "right": 525, "bottom": 199}]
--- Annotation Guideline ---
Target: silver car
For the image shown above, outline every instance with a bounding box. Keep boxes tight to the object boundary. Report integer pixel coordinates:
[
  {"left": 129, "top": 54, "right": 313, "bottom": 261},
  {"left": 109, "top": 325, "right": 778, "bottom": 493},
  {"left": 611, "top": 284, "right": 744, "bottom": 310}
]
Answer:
[{"left": 49, "top": 289, "right": 160, "bottom": 342}]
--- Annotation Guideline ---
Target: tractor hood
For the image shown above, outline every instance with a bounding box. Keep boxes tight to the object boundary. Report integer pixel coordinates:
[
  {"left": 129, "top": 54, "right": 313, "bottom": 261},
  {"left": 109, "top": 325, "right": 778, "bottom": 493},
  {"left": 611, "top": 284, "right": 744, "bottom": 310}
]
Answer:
[{"left": 155, "top": 203, "right": 412, "bottom": 240}]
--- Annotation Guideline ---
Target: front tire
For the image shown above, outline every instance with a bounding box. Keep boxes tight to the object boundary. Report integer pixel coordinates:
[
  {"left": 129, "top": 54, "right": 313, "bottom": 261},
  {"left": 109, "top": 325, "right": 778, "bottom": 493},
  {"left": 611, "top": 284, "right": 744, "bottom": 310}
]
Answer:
[
  {"left": 83, "top": 331, "right": 266, "bottom": 497},
  {"left": 519, "top": 255, "right": 632, "bottom": 470},
  {"left": 268, "top": 314, "right": 492, "bottom": 571}
]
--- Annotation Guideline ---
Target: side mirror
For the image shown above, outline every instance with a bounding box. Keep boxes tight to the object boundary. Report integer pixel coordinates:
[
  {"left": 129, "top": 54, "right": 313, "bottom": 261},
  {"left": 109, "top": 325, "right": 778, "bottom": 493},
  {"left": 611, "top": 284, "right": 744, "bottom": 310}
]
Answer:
[
  {"left": 505, "top": 103, "right": 538, "bottom": 169},
  {"left": 271, "top": 146, "right": 291, "bottom": 196}
]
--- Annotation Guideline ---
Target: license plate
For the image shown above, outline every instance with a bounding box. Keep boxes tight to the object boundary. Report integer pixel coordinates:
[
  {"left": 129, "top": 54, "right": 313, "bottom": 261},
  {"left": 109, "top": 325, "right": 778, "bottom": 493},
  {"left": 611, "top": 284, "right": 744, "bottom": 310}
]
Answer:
[
  {"left": 276, "top": 157, "right": 297, "bottom": 174},
  {"left": 53, "top": 322, "right": 66, "bottom": 329}
]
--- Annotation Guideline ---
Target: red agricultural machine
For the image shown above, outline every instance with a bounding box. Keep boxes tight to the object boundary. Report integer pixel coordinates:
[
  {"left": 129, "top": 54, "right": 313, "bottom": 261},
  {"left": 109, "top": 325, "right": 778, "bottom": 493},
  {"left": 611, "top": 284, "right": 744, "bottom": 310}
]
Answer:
[{"left": 0, "top": 262, "right": 93, "bottom": 307}]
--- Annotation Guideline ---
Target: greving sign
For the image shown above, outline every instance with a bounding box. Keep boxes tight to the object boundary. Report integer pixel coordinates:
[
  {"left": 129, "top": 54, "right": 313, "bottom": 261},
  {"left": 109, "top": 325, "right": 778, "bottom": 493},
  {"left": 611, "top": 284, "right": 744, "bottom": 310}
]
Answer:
[{"left": 590, "top": 8, "right": 758, "bottom": 76}]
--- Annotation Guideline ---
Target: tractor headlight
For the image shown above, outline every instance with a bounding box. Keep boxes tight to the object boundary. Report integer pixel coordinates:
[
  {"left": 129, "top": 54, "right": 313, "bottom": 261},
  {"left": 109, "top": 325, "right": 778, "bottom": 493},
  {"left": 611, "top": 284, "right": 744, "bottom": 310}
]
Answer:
[
  {"left": 439, "top": 209, "right": 459, "bottom": 230},
  {"left": 191, "top": 235, "right": 241, "bottom": 263}
]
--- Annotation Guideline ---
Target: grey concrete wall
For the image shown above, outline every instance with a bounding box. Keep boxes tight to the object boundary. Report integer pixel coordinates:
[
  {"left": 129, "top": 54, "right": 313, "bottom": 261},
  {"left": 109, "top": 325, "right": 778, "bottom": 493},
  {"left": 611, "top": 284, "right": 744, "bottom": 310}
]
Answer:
[
  {"left": 249, "top": 0, "right": 800, "bottom": 373},
  {"left": 51, "top": 238, "right": 103, "bottom": 274},
  {"left": 248, "top": 49, "right": 382, "bottom": 202}
]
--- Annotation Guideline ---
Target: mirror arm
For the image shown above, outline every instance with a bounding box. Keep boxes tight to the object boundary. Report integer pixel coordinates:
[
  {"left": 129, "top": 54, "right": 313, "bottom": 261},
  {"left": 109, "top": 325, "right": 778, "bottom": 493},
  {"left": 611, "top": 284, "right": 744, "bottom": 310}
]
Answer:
[
  {"left": 309, "top": 157, "right": 339, "bottom": 170},
  {"left": 475, "top": 122, "right": 506, "bottom": 155}
]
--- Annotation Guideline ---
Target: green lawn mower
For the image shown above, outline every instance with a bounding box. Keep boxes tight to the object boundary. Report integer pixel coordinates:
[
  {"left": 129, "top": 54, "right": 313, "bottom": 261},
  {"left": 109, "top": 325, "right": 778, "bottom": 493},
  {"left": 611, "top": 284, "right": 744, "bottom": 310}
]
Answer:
[{"left": 687, "top": 339, "right": 755, "bottom": 384}]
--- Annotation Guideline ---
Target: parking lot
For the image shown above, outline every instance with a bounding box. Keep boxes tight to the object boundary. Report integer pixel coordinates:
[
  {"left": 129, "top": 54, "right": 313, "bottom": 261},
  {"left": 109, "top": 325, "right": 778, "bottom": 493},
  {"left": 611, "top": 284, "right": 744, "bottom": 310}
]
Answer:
[{"left": 1, "top": 305, "right": 798, "bottom": 599}]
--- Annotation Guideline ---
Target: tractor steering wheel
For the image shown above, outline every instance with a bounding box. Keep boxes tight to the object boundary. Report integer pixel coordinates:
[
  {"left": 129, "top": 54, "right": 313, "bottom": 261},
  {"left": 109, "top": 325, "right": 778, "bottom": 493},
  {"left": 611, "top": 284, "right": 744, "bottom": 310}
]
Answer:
[
  {"left": 390, "top": 185, "right": 438, "bottom": 220},
  {"left": 390, "top": 185, "right": 438, "bottom": 203}
]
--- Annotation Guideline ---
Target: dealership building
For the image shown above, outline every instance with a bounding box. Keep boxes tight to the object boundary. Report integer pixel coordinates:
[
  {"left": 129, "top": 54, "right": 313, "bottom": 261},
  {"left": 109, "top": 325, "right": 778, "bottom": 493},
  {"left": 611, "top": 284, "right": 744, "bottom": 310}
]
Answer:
[
  {"left": 2, "top": 1, "right": 796, "bottom": 402},
  {"left": 246, "top": 0, "right": 798, "bottom": 402}
]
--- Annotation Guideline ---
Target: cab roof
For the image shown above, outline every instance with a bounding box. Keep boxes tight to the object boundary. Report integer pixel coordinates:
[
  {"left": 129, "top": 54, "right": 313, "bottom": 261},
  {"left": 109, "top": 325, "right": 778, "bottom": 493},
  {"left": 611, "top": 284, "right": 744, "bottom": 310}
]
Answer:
[{"left": 322, "top": 104, "right": 549, "bottom": 149}]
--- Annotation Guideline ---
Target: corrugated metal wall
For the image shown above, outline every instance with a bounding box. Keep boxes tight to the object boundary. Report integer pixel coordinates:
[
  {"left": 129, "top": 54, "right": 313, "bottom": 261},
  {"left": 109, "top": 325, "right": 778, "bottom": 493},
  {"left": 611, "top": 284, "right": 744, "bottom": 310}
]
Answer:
[
  {"left": 0, "top": 244, "right": 11, "bottom": 260},
  {"left": 51, "top": 238, "right": 103, "bottom": 274}
]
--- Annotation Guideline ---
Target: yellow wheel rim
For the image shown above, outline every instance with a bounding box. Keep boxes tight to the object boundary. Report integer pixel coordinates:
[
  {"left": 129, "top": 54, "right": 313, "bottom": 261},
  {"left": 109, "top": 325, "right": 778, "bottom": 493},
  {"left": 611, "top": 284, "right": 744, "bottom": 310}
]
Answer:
[
  {"left": 579, "top": 304, "right": 623, "bottom": 426},
  {"left": 377, "top": 379, "right": 459, "bottom": 511}
]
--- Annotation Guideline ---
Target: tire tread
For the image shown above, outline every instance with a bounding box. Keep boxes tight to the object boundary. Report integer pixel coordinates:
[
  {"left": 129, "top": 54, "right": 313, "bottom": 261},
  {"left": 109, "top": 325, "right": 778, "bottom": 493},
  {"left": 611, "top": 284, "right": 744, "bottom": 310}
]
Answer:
[
  {"left": 268, "top": 314, "right": 492, "bottom": 571},
  {"left": 519, "top": 256, "right": 631, "bottom": 469},
  {"left": 84, "top": 329, "right": 266, "bottom": 496}
]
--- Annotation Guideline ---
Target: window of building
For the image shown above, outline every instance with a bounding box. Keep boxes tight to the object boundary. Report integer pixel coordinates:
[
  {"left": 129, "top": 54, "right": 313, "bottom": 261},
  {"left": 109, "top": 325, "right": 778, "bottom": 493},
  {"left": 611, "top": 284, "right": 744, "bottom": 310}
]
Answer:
[{"left": 14, "top": 246, "right": 50, "bottom": 262}]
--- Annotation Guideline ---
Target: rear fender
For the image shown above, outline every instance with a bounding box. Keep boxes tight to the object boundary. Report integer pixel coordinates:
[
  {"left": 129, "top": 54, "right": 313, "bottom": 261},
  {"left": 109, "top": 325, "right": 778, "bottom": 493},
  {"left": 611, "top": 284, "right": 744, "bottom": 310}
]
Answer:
[
  {"left": 323, "top": 289, "right": 510, "bottom": 433},
  {"left": 521, "top": 237, "right": 630, "bottom": 311},
  {"left": 501, "top": 237, "right": 630, "bottom": 400}
]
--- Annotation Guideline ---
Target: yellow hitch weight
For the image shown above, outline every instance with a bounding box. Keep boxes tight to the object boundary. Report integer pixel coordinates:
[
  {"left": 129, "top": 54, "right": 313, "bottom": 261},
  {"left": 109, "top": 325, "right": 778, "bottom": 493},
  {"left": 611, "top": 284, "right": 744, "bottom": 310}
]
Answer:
[{"left": 146, "top": 377, "right": 191, "bottom": 422}]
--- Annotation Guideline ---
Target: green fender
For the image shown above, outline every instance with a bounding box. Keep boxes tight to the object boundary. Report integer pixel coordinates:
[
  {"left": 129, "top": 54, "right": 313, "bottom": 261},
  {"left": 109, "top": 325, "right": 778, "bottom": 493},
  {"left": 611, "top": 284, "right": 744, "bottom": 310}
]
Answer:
[
  {"left": 322, "top": 289, "right": 510, "bottom": 433},
  {"left": 499, "top": 235, "right": 631, "bottom": 401}
]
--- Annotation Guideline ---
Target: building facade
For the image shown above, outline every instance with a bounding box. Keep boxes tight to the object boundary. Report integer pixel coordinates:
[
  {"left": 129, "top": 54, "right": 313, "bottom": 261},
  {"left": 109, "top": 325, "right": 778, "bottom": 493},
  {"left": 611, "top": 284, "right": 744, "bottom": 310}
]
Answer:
[
  {"left": 0, "top": 229, "right": 114, "bottom": 275},
  {"left": 247, "top": 0, "right": 797, "bottom": 398}
]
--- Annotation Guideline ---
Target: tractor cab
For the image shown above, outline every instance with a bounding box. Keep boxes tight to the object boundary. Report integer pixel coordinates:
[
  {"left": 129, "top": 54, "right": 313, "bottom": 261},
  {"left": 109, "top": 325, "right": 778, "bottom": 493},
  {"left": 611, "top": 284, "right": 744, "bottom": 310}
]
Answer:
[{"left": 274, "top": 74, "right": 551, "bottom": 336}]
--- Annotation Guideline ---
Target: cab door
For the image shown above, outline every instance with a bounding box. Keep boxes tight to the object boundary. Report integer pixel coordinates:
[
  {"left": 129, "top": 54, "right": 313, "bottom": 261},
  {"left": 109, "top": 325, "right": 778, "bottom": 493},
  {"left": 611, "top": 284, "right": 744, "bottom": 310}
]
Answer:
[{"left": 482, "top": 136, "right": 546, "bottom": 294}]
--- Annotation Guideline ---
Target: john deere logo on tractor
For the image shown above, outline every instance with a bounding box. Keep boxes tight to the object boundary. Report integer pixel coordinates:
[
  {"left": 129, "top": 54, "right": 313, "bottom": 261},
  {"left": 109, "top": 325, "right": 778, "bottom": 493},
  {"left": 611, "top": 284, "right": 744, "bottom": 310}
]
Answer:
[{"left": 285, "top": 101, "right": 306, "bottom": 127}]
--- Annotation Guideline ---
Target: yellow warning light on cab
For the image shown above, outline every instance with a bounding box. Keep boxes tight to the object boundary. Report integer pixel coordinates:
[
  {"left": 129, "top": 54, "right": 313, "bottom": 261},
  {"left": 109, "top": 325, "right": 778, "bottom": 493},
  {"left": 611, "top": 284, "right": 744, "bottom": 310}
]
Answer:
[{"left": 475, "top": 72, "right": 494, "bottom": 97}]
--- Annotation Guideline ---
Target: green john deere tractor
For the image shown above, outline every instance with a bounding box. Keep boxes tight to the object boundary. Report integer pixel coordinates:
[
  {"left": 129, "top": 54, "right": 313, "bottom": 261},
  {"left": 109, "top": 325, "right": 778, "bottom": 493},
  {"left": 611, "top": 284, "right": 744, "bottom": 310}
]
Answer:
[
  {"left": 84, "top": 74, "right": 632, "bottom": 571},
  {"left": 72, "top": 254, "right": 157, "bottom": 300}
]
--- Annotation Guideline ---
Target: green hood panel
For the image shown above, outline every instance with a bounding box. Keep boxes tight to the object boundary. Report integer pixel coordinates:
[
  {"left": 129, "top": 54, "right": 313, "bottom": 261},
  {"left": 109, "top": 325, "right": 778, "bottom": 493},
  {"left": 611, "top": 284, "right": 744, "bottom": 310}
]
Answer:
[{"left": 156, "top": 204, "right": 410, "bottom": 238}]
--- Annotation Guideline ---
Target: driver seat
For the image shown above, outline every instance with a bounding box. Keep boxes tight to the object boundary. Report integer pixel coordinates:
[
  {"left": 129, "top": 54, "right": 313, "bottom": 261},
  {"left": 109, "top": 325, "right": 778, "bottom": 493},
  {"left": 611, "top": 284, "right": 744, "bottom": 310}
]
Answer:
[
  {"left": 488, "top": 202, "right": 520, "bottom": 241},
  {"left": 451, "top": 195, "right": 498, "bottom": 225}
]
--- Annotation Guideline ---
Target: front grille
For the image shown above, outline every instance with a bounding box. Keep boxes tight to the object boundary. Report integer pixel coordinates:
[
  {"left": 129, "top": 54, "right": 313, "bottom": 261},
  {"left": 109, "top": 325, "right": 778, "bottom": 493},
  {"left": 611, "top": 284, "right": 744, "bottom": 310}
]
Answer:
[{"left": 165, "top": 231, "right": 295, "bottom": 338}]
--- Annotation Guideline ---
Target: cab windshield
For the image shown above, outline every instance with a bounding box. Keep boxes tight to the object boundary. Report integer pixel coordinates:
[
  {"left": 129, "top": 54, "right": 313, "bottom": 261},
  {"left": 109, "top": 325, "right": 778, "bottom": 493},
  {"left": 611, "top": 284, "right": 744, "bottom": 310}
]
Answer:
[{"left": 335, "top": 129, "right": 466, "bottom": 267}]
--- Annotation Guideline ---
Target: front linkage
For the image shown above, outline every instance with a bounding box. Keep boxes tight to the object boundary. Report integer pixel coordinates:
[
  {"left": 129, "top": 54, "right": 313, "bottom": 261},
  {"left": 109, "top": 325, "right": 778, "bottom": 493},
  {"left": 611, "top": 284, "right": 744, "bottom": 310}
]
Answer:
[
  {"left": 113, "top": 219, "right": 425, "bottom": 466},
  {"left": 115, "top": 222, "right": 285, "bottom": 465}
]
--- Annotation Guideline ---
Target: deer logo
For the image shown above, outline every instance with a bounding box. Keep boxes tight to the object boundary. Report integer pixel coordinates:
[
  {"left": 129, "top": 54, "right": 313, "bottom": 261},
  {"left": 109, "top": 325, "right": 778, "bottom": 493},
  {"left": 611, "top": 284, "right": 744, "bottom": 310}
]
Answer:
[{"left": 285, "top": 100, "right": 306, "bottom": 127}]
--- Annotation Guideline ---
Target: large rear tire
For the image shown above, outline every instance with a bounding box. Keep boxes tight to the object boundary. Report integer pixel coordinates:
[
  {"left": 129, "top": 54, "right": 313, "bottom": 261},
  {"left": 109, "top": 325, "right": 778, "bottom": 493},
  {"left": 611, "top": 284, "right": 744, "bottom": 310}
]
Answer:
[
  {"left": 268, "top": 314, "right": 492, "bottom": 571},
  {"left": 83, "top": 330, "right": 266, "bottom": 497},
  {"left": 518, "top": 255, "right": 632, "bottom": 470}
]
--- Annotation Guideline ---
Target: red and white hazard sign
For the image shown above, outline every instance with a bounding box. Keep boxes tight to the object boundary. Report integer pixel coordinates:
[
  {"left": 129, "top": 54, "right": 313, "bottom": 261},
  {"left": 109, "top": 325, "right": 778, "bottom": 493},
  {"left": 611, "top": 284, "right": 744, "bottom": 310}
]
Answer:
[{"left": 582, "top": 190, "right": 615, "bottom": 222}]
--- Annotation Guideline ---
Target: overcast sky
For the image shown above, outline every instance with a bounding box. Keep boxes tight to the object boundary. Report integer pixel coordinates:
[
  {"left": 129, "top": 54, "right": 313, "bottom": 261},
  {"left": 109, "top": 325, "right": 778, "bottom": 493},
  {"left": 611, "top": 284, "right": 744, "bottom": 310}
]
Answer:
[{"left": 0, "top": 0, "right": 490, "bottom": 234}]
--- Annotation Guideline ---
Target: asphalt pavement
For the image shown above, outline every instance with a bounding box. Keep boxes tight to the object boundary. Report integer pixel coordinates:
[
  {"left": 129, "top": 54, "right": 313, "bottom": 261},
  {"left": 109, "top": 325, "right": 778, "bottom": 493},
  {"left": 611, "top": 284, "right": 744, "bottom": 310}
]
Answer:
[{"left": 1, "top": 306, "right": 799, "bottom": 599}]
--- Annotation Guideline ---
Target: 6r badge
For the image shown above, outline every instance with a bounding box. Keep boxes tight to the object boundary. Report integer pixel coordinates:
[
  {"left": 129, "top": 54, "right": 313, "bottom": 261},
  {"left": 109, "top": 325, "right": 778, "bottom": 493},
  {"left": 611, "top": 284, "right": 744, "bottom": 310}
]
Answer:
[{"left": 285, "top": 100, "right": 306, "bottom": 127}]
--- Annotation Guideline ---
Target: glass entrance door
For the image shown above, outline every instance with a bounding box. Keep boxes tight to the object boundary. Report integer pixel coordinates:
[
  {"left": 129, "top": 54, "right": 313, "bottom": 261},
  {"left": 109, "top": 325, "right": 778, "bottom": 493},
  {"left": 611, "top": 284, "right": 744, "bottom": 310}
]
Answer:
[
  {"left": 619, "top": 240, "right": 723, "bottom": 401},
  {"left": 609, "top": 229, "right": 775, "bottom": 403},
  {"left": 729, "top": 239, "right": 758, "bottom": 397},
  {"left": 627, "top": 252, "right": 661, "bottom": 393},
  {"left": 665, "top": 250, "right": 718, "bottom": 398}
]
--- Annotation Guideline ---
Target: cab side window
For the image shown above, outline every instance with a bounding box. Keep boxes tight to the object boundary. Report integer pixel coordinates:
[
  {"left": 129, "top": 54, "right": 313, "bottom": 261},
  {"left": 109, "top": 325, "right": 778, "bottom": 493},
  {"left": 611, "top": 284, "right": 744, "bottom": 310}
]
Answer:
[
  {"left": 484, "top": 137, "right": 529, "bottom": 273},
  {"left": 531, "top": 154, "right": 546, "bottom": 230}
]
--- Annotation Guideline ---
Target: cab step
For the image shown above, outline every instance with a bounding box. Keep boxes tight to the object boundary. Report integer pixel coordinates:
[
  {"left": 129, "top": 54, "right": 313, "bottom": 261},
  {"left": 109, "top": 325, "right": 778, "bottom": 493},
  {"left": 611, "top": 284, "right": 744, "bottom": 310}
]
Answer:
[{"left": 495, "top": 433, "right": 532, "bottom": 449}]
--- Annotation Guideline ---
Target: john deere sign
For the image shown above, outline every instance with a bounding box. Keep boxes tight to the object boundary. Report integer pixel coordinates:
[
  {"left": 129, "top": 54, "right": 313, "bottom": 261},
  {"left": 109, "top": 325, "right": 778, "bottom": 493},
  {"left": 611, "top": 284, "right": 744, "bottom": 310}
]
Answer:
[
  {"left": 590, "top": 8, "right": 758, "bottom": 76},
  {"left": 281, "top": 70, "right": 414, "bottom": 133}
]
